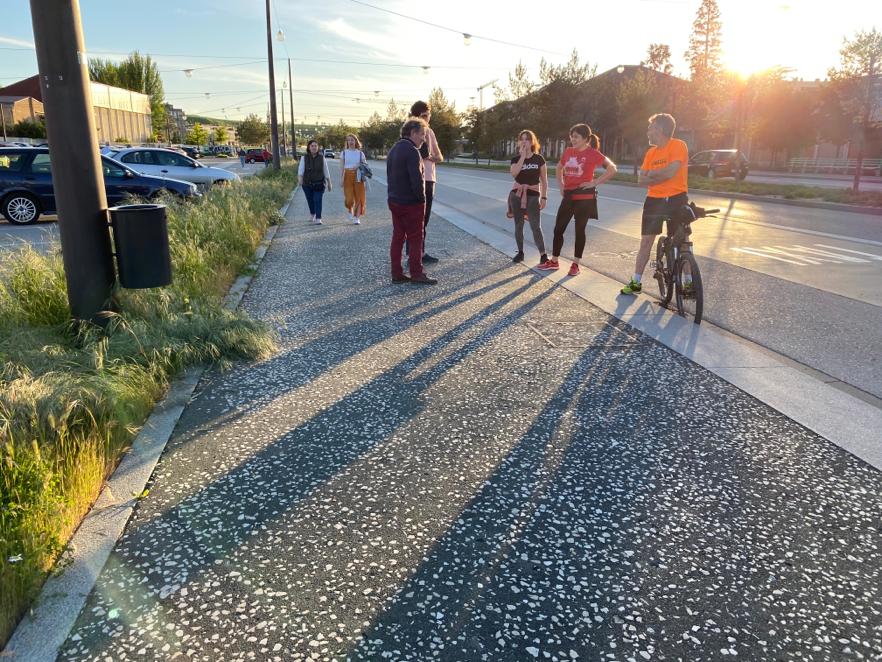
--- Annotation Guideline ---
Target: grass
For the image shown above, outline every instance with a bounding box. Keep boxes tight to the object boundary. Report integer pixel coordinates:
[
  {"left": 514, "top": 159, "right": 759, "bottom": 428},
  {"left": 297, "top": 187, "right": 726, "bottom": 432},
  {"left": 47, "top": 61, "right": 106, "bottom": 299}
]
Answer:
[
  {"left": 0, "top": 165, "right": 296, "bottom": 647},
  {"left": 439, "top": 161, "right": 882, "bottom": 207}
]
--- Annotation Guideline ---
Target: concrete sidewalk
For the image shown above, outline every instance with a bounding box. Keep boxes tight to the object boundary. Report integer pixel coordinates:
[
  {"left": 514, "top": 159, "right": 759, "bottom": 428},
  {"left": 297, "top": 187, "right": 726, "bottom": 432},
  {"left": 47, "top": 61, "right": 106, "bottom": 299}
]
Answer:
[{"left": 54, "top": 182, "right": 882, "bottom": 661}]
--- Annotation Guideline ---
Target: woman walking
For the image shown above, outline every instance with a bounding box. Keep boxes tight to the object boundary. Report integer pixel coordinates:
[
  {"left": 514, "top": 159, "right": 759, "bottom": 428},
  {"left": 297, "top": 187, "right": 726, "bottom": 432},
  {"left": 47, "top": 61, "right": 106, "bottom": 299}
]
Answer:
[
  {"left": 341, "top": 133, "right": 367, "bottom": 225},
  {"left": 537, "top": 124, "right": 617, "bottom": 276},
  {"left": 298, "top": 139, "right": 332, "bottom": 224},
  {"left": 508, "top": 129, "right": 549, "bottom": 265}
]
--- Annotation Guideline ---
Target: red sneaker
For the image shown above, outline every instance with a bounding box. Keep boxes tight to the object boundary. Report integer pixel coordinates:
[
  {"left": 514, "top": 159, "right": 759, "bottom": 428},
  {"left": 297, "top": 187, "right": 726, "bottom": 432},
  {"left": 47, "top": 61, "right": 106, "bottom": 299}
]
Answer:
[
  {"left": 568, "top": 263, "right": 580, "bottom": 276},
  {"left": 537, "top": 259, "right": 560, "bottom": 271}
]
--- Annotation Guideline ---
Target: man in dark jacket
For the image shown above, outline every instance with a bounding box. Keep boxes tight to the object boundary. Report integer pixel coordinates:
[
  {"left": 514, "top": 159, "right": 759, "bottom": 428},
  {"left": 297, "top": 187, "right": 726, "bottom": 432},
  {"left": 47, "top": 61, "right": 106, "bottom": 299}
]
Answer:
[{"left": 387, "top": 117, "right": 436, "bottom": 285}]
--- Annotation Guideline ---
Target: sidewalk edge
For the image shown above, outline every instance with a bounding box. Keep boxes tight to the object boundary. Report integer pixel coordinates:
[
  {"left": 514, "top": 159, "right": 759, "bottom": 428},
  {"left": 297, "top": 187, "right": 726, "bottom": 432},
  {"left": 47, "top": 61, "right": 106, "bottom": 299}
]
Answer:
[
  {"left": 2, "top": 188, "right": 297, "bottom": 662},
  {"left": 432, "top": 199, "right": 882, "bottom": 474}
]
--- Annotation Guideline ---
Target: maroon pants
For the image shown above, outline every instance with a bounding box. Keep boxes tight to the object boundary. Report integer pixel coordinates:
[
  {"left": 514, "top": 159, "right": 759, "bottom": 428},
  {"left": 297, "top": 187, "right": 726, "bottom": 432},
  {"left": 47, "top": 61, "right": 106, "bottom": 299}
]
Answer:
[{"left": 389, "top": 201, "right": 425, "bottom": 278}]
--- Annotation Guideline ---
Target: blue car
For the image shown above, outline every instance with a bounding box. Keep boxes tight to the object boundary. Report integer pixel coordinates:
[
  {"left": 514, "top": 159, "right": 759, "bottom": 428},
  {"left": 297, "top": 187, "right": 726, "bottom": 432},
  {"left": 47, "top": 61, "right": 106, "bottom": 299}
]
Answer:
[{"left": 0, "top": 147, "right": 201, "bottom": 225}]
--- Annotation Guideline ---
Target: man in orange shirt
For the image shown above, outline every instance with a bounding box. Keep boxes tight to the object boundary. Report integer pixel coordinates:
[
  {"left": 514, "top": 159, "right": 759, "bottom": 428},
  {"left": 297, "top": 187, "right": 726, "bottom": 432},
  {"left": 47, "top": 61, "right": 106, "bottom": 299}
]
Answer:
[{"left": 620, "top": 113, "right": 689, "bottom": 295}]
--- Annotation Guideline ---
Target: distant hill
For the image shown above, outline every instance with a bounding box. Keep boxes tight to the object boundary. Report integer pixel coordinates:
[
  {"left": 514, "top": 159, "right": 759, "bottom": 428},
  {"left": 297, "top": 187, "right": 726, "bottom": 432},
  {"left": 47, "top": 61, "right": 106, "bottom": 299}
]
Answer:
[{"left": 187, "top": 115, "right": 237, "bottom": 127}]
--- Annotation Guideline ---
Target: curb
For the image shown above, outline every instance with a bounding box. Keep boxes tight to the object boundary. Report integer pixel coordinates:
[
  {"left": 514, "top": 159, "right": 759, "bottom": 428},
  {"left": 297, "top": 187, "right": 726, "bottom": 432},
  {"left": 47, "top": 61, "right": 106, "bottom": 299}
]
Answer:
[
  {"left": 2, "top": 188, "right": 297, "bottom": 662},
  {"left": 430, "top": 198, "right": 882, "bottom": 475}
]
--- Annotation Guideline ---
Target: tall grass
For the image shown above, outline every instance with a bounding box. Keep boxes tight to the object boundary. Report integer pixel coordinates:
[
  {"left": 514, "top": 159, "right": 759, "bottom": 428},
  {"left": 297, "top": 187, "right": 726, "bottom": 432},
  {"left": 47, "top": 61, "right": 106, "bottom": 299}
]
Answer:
[{"left": 0, "top": 166, "right": 295, "bottom": 647}]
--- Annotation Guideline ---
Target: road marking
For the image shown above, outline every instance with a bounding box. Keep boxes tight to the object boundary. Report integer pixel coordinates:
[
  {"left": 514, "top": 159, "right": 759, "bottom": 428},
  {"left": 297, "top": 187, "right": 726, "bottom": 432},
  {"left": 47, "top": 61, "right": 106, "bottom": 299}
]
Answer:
[
  {"left": 732, "top": 243, "right": 882, "bottom": 266},
  {"left": 788, "top": 245, "right": 869, "bottom": 263},
  {"left": 732, "top": 247, "right": 811, "bottom": 265},
  {"left": 814, "top": 244, "right": 882, "bottom": 261}
]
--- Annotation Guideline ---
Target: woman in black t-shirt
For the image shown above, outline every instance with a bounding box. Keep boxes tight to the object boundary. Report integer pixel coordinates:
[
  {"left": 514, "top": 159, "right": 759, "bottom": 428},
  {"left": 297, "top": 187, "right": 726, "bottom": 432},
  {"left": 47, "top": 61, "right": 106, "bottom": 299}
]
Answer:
[{"left": 509, "top": 130, "right": 548, "bottom": 264}]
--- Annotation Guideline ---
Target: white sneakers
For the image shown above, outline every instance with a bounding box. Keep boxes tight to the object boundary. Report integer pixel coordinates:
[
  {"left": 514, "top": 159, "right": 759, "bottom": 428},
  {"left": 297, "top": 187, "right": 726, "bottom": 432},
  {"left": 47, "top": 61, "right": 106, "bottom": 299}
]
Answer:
[{"left": 352, "top": 217, "right": 361, "bottom": 225}]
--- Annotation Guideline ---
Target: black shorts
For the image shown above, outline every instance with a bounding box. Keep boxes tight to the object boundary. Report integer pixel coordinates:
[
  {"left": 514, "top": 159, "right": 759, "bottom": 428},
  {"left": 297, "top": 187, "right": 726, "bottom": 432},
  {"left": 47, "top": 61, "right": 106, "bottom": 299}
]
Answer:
[{"left": 641, "top": 192, "right": 688, "bottom": 236}]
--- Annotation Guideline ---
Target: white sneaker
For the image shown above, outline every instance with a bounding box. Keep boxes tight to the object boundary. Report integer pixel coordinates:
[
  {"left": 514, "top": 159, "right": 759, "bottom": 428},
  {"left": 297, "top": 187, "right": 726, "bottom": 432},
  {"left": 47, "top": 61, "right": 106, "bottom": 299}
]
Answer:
[
  {"left": 352, "top": 217, "right": 360, "bottom": 225},
  {"left": 347, "top": 212, "right": 354, "bottom": 221},
  {"left": 315, "top": 218, "right": 323, "bottom": 225},
  {"left": 310, "top": 215, "right": 316, "bottom": 223}
]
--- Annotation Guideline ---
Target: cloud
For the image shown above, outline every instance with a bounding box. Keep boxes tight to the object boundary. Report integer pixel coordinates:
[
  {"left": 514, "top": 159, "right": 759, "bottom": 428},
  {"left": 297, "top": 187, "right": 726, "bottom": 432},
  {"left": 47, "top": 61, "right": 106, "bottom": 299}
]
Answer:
[
  {"left": 0, "top": 36, "right": 35, "bottom": 49},
  {"left": 318, "top": 18, "right": 407, "bottom": 60}
]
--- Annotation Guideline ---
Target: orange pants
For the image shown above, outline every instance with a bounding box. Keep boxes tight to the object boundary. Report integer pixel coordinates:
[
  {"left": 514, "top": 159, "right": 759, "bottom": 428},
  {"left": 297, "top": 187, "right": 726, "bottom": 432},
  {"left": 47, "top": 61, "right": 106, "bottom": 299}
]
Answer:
[{"left": 343, "top": 169, "right": 366, "bottom": 216}]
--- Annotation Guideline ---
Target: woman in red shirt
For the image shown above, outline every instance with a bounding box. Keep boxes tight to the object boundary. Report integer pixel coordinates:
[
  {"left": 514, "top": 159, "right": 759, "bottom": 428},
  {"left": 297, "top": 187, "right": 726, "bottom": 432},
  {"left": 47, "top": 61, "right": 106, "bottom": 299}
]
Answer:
[{"left": 538, "top": 124, "right": 617, "bottom": 275}]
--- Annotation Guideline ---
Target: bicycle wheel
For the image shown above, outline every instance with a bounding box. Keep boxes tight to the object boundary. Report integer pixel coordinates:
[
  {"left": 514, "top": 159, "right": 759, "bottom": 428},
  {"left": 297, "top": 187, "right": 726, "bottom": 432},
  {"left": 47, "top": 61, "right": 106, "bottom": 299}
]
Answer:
[
  {"left": 653, "top": 236, "right": 673, "bottom": 306},
  {"left": 675, "top": 252, "right": 703, "bottom": 324}
]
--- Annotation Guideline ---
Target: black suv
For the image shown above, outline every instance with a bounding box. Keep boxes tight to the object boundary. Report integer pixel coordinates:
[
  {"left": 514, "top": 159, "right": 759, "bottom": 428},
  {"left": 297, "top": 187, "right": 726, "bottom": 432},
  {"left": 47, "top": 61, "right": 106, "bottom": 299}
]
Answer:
[
  {"left": 0, "top": 147, "right": 200, "bottom": 224},
  {"left": 688, "top": 149, "right": 749, "bottom": 181}
]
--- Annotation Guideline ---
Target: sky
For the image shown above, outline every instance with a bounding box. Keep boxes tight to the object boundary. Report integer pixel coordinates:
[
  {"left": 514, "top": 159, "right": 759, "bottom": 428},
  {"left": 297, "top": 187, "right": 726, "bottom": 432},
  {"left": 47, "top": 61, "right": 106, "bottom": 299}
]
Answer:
[{"left": 0, "top": 0, "right": 876, "bottom": 126}]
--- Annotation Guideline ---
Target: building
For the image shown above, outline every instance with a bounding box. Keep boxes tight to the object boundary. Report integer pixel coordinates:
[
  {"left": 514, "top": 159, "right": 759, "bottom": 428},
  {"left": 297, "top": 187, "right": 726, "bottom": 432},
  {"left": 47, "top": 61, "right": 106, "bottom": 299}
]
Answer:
[
  {"left": 0, "top": 95, "right": 44, "bottom": 137},
  {"left": 163, "top": 103, "right": 187, "bottom": 142},
  {"left": 0, "top": 75, "right": 153, "bottom": 144}
]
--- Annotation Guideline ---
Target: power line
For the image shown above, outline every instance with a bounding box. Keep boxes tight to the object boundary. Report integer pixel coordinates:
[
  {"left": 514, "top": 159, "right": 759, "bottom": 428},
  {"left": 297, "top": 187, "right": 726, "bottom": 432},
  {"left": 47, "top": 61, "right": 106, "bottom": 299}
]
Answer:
[{"left": 346, "top": 0, "right": 566, "bottom": 56}]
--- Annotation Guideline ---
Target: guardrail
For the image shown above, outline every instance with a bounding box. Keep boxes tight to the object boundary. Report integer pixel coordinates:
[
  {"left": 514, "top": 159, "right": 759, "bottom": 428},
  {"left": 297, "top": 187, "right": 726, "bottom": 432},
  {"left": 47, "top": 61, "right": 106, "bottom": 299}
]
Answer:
[{"left": 788, "top": 157, "right": 882, "bottom": 175}]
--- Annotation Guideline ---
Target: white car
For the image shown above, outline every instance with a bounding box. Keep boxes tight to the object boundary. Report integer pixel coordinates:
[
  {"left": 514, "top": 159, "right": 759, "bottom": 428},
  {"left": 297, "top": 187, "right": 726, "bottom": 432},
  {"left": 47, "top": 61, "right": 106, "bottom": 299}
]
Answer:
[{"left": 108, "top": 147, "right": 240, "bottom": 187}]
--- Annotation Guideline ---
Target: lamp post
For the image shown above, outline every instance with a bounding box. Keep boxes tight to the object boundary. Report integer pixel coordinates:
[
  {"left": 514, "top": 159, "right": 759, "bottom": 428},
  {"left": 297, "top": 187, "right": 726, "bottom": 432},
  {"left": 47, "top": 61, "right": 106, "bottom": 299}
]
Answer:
[
  {"left": 264, "top": 0, "right": 280, "bottom": 169},
  {"left": 280, "top": 83, "right": 286, "bottom": 158},
  {"left": 288, "top": 58, "right": 294, "bottom": 156}
]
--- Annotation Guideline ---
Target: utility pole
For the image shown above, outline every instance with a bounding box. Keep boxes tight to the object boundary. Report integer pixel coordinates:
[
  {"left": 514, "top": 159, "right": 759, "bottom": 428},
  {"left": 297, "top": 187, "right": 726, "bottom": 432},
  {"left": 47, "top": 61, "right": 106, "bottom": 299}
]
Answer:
[
  {"left": 29, "top": 0, "right": 115, "bottom": 323},
  {"left": 476, "top": 79, "right": 498, "bottom": 110},
  {"left": 264, "top": 0, "right": 281, "bottom": 169},
  {"left": 288, "top": 58, "right": 294, "bottom": 156}
]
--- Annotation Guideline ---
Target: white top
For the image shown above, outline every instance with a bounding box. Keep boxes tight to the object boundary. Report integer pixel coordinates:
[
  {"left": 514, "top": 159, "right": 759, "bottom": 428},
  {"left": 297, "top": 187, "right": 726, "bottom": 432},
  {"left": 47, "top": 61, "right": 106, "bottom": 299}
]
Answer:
[
  {"left": 422, "top": 127, "right": 443, "bottom": 182},
  {"left": 342, "top": 149, "right": 363, "bottom": 169}
]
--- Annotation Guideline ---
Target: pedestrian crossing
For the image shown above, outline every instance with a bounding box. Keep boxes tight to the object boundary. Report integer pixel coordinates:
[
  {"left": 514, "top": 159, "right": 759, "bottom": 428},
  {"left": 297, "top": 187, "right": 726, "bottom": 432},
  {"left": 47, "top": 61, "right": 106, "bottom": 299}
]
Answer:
[{"left": 732, "top": 243, "right": 882, "bottom": 266}]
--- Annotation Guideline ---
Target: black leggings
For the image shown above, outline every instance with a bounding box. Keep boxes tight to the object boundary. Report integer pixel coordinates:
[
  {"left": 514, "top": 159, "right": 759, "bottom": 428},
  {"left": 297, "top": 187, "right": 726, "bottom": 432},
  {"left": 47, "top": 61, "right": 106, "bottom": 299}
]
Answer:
[{"left": 552, "top": 198, "right": 597, "bottom": 258}]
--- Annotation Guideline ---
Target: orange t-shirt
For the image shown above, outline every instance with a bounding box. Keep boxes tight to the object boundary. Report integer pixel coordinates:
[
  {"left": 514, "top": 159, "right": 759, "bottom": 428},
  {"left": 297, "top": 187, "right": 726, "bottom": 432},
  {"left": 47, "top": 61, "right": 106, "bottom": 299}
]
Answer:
[{"left": 641, "top": 138, "right": 688, "bottom": 198}]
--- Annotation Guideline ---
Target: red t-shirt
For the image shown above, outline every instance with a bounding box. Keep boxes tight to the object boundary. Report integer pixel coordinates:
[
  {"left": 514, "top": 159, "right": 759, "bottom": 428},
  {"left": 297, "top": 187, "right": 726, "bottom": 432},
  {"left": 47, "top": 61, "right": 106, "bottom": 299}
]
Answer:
[{"left": 559, "top": 147, "right": 605, "bottom": 200}]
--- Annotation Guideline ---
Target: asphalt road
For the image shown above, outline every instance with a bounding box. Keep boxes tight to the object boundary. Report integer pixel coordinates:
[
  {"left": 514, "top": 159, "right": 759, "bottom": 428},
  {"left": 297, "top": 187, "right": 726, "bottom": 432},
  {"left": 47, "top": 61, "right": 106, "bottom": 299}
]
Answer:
[{"left": 432, "top": 166, "right": 882, "bottom": 401}]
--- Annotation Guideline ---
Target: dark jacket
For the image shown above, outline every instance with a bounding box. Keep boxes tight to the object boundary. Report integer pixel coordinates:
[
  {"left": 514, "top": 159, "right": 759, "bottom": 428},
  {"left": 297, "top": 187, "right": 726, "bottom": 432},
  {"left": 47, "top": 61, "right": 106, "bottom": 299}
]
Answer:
[
  {"left": 386, "top": 138, "right": 425, "bottom": 205},
  {"left": 302, "top": 152, "right": 325, "bottom": 186}
]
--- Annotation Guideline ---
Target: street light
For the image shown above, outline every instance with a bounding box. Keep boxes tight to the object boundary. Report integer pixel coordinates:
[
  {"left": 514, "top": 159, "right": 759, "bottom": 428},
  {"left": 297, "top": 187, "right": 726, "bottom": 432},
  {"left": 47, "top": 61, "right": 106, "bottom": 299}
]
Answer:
[
  {"left": 616, "top": 65, "right": 625, "bottom": 74},
  {"left": 463, "top": 33, "right": 472, "bottom": 46},
  {"left": 276, "top": 29, "right": 285, "bottom": 41},
  {"left": 183, "top": 69, "right": 193, "bottom": 78}
]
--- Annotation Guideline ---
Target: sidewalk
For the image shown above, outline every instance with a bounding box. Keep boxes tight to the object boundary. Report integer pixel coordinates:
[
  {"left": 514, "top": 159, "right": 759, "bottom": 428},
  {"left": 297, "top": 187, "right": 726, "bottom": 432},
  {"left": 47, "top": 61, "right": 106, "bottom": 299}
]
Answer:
[{"left": 52, "top": 182, "right": 882, "bottom": 660}]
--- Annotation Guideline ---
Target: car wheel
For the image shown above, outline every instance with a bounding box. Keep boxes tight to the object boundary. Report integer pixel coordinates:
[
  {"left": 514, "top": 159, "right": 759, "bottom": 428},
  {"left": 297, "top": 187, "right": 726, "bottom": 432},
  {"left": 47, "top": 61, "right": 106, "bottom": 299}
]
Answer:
[{"left": 2, "top": 193, "right": 41, "bottom": 225}]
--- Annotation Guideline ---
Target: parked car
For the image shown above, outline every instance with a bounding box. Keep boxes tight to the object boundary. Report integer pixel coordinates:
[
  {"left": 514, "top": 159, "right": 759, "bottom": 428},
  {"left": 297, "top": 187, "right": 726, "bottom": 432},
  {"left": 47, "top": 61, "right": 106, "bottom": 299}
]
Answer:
[
  {"left": 323, "top": 149, "right": 336, "bottom": 159},
  {"left": 688, "top": 149, "right": 749, "bottom": 181},
  {"left": 109, "top": 147, "right": 240, "bottom": 187},
  {"left": 0, "top": 147, "right": 200, "bottom": 225},
  {"left": 244, "top": 148, "right": 268, "bottom": 163},
  {"left": 180, "top": 146, "right": 202, "bottom": 159}
]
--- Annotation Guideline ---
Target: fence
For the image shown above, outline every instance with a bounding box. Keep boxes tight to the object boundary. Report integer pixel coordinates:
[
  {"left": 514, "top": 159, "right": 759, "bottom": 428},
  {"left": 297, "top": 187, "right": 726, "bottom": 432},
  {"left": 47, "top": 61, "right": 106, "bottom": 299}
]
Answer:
[{"left": 788, "top": 157, "right": 882, "bottom": 175}]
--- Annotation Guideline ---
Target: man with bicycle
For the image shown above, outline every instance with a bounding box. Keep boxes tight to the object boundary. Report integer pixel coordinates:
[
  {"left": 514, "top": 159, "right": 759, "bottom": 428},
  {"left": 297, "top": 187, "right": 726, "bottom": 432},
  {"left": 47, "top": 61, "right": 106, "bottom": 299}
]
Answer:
[{"left": 620, "top": 113, "right": 689, "bottom": 295}]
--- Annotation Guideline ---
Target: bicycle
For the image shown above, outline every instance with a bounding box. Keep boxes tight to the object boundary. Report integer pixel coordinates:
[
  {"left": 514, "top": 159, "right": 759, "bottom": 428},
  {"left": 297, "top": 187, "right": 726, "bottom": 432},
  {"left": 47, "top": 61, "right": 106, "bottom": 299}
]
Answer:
[{"left": 650, "top": 202, "right": 719, "bottom": 324}]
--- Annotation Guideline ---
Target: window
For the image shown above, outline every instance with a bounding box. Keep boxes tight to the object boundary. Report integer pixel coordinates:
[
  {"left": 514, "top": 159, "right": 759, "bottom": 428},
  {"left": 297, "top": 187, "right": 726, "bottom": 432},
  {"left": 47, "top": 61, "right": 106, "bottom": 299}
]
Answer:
[
  {"left": 29, "top": 153, "right": 53, "bottom": 174},
  {"left": 154, "top": 150, "right": 191, "bottom": 167},
  {"left": 691, "top": 152, "right": 711, "bottom": 164},
  {"left": 0, "top": 152, "right": 27, "bottom": 172},
  {"left": 120, "top": 150, "right": 155, "bottom": 165},
  {"left": 101, "top": 158, "right": 127, "bottom": 178}
]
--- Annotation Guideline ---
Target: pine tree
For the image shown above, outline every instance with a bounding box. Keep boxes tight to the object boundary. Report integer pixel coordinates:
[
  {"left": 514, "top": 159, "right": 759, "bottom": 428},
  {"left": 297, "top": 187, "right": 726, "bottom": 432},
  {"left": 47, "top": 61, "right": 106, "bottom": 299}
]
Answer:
[
  {"left": 643, "top": 44, "right": 673, "bottom": 75},
  {"left": 685, "top": 0, "right": 723, "bottom": 79}
]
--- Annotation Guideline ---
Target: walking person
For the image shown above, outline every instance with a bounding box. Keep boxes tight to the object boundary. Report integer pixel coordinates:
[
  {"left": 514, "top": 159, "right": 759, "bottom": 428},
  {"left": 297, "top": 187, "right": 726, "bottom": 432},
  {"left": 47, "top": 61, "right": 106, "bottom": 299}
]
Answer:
[
  {"left": 298, "top": 139, "right": 332, "bottom": 225},
  {"left": 238, "top": 147, "right": 246, "bottom": 168},
  {"left": 620, "top": 113, "right": 689, "bottom": 295},
  {"left": 508, "top": 129, "right": 549, "bottom": 265},
  {"left": 538, "top": 124, "right": 617, "bottom": 276},
  {"left": 341, "top": 133, "right": 367, "bottom": 225},
  {"left": 410, "top": 101, "right": 443, "bottom": 263},
  {"left": 262, "top": 147, "right": 271, "bottom": 168},
  {"left": 387, "top": 117, "right": 436, "bottom": 285}
]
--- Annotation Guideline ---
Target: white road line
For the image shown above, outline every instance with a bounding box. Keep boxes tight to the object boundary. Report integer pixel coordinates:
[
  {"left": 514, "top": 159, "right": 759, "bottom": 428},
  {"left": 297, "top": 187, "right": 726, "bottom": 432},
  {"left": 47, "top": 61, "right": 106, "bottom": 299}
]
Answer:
[
  {"left": 814, "top": 244, "right": 882, "bottom": 260},
  {"left": 788, "top": 245, "right": 869, "bottom": 263},
  {"left": 732, "top": 247, "right": 811, "bottom": 265},
  {"left": 763, "top": 246, "right": 830, "bottom": 264}
]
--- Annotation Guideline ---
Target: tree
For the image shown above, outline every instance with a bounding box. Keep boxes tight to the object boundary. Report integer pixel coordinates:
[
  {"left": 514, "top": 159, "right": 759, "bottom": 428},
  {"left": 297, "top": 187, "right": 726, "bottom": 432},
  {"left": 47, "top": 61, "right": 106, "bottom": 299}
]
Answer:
[
  {"left": 186, "top": 122, "right": 208, "bottom": 146},
  {"left": 427, "top": 88, "right": 462, "bottom": 157},
  {"left": 385, "top": 99, "right": 407, "bottom": 122},
  {"left": 828, "top": 27, "right": 882, "bottom": 191},
  {"left": 11, "top": 118, "right": 46, "bottom": 139},
  {"left": 539, "top": 49, "right": 596, "bottom": 86},
  {"left": 493, "top": 61, "right": 535, "bottom": 104},
  {"left": 643, "top": 44, "right": 673, "bottom": 75},
  {"left": 237, "top": 114, "right": 269, "bottom": 145},
  {"left": 213, "top": 125, "right": 228, "bottom": 144},
  {"left": 616, "top": 71, "right": 664, "bottom": 173},
  {"left": 89, "top": 52, "right": 165, "bottom": 137},
  {"left": 685, "top": 0, "right": 723, "bottom": 80}
]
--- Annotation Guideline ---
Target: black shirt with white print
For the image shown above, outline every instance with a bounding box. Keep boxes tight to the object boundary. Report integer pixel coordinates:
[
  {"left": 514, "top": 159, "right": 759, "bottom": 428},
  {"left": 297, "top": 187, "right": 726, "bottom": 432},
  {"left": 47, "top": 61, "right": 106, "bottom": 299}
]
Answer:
[{"left": 511, "top": 153, "right": 545, "bottom": 195}]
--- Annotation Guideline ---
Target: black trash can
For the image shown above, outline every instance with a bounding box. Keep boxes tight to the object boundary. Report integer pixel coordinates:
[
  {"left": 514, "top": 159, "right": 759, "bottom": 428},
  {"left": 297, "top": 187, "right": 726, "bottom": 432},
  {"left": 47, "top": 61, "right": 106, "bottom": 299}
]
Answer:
[{"left": 109, "top": 204, "right": 173, "bottom": 289}]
